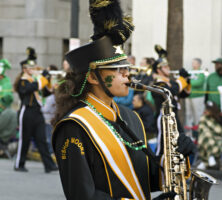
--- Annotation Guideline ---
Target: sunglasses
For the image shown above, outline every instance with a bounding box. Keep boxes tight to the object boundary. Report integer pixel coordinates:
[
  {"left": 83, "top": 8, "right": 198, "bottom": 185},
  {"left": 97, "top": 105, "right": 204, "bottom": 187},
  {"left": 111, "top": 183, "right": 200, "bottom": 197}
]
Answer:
[{"left": 103, "top": 66, "right": 130, "bottom": 74}]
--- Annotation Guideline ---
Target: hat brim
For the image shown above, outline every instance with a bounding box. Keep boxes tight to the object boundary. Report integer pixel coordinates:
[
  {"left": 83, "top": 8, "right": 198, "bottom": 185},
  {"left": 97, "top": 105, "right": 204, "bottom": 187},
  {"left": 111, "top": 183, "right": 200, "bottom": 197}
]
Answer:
[
  {"left": 97, "top": 60, "right": 130, "bottom": 69},
  {"left": 212, "top": 58, "right": 222, "bottom": 63}
]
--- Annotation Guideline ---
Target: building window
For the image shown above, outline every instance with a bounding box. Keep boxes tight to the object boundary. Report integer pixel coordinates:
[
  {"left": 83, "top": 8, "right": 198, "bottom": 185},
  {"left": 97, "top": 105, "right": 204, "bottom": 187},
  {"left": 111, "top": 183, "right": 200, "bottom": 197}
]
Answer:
[{"left": 63, "top": 39, "right": 69, "bottom": 59}]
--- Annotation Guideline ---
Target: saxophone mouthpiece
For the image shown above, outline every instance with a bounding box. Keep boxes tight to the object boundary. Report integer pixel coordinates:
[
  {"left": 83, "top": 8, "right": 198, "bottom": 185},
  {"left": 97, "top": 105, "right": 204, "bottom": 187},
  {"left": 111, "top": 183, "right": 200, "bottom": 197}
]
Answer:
[{"left": 126, "top": 79, "right": 144, "bottom": 90}]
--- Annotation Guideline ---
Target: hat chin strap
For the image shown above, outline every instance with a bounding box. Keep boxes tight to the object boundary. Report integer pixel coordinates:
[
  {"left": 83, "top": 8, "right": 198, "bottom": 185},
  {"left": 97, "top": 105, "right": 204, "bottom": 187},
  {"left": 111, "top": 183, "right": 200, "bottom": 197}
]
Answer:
[{"left": 94, "top": 69, "right": 114, "bottom": 98}]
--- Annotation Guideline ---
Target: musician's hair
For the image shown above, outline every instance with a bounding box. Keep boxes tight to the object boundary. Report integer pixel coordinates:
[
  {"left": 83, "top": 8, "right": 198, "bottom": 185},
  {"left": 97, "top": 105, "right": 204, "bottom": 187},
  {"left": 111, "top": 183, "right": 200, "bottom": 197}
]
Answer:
[
  {"left": 13, "top": 72, "right": 23, "bottom": 92},
  {"left": 193, "top": 58, "right": 202, "bottom": 65},
  {"left": 51, "top": 70, "right": 91, "bottom": 126},
  {"left": 49, "top": 64, "right": 58, "bottom": 71},
  {"left": 205, "top": 101, "right": 221, "bottom": 124}
]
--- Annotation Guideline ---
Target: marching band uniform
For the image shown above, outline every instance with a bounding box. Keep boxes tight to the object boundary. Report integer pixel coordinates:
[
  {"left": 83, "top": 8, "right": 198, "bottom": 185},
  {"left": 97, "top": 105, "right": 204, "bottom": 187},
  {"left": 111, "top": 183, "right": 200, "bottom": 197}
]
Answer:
[
  {"left": 151, "top": 57, "right": 192, "bottom": 156},
  {"left": 52, "top": 1, "right": 194, "bottom": 199},
  {"left": 14, "top": 60, "right": 57, "bottom": 172},
  {"left": 53, "top": 93, "right": 163, "bottom": 199}
]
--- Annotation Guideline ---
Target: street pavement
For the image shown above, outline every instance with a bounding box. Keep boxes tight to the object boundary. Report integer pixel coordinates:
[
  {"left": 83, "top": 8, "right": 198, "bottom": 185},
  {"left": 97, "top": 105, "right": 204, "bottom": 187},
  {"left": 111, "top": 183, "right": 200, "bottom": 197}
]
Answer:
[
  {"left": 0, "top": 158, "right": 222, "bottom": 200},
  {"left": 0, "top": 158, "right": 65, "bottom": 200}
]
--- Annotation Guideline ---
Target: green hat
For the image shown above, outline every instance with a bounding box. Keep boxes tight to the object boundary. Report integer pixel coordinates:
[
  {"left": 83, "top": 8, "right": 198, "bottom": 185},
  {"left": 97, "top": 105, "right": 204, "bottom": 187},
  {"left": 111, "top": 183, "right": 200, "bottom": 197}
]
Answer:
[
  {"left": 212, "top": 57, "right": 222, "bottom": 64},
  {"left": 0, "top": 59, "right": 11, "bottom": 75}
]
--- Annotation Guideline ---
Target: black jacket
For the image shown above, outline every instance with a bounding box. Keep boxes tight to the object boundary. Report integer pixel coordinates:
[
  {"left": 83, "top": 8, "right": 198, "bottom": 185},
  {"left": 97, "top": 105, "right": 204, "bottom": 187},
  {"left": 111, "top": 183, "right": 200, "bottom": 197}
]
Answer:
[
  {"left": 52, "top": 103, "right": 162, "bottom": 200},
  {"left": 134, "top": 104, "right": 155, "bottom": 133},
  {"left": 17, "top": 79, "right": 40, "bottom": 108}
]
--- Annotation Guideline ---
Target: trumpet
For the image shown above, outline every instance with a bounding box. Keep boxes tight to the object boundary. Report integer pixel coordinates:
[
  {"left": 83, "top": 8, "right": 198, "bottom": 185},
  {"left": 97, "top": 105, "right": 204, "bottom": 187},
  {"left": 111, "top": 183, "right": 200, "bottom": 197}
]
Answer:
[
  {"left": 33, "top": 70, "right": 66, "bottom": 77},
  {"left": 170, "top": 69, "right": 209, "bottom": 79},
  {"left": 129, "top": 65, "right": 152, "bottom": 76},
  {"left": 44, "top": 70, "right": 66, "bottom": 77}
]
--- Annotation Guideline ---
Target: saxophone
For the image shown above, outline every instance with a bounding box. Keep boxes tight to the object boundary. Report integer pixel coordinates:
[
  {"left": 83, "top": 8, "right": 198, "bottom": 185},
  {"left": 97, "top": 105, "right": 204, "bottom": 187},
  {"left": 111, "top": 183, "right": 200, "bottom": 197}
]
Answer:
[{"left": 127, "top": 79, "right": 218, "bottom": 200}]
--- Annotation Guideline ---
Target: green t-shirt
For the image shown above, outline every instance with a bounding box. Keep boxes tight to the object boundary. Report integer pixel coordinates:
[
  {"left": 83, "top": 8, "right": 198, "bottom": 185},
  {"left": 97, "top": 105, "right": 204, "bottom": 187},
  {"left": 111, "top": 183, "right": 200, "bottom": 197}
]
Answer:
[
  {"left": 189, "top": 73, "right": 205, "bottom": 98},
  {"left": 0, "top": 76, "right": 13, "bottom": 112},
  {"left": 206, "top": 72, "right": 222, "bottom": 108}
]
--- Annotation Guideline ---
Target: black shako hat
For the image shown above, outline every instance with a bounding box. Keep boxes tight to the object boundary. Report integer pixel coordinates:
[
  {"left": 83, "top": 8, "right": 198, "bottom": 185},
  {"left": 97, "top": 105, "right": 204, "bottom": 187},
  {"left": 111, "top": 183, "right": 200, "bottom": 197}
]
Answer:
[
  {"left": 152, "top": 44, "right": 168, "bottom": 73},
  {"left": 65, "top": 0, "right": 134, "bottom": 74},
  {"left": 65, "top": 0, "right": 134, "bottom": 97},
  {"left": 20, "top": 47, "right": 37, "bottom": 68},
  {"left": 65, "top": 36, "right": 129, "bottom": 74}
]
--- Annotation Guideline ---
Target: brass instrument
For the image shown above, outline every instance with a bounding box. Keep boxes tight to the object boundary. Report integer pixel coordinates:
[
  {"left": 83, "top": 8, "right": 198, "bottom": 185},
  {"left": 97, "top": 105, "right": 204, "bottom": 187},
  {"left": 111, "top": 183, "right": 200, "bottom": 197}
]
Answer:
[
  {"left": 39, "top": 70, "right": 66, "bottom": 77},
  {"left": 170, "top": 69, "right": 209, "bottom": 79},
  {"left": 129, "top": 65, "right": 152, "bottom": 76},
  {"left": 127, "top": 79, "right": 218, "bottom": 200},
  {"left": 189, "top": 170, "right": 218, "bottom": 200}
]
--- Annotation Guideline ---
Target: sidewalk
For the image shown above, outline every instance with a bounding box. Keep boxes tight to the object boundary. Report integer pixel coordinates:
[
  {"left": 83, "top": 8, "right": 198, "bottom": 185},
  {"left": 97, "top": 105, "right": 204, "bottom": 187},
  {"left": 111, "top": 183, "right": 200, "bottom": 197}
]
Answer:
[
  {"left": 0, "top": 159, "right": 65, "bottom": 200},
  {"left": 1, "top": 158, "right": 221, "bottom": 200}
]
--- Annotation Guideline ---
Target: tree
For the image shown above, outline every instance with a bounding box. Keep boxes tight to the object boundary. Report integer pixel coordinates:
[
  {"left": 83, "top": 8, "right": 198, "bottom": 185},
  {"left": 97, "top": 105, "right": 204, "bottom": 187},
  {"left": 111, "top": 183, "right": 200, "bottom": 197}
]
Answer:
[
  {"left": 167, "top": 0, "right": 183, "bottom": 70},
  {"left": 167, "top": 0, "right": 185, "bottom": 123}
]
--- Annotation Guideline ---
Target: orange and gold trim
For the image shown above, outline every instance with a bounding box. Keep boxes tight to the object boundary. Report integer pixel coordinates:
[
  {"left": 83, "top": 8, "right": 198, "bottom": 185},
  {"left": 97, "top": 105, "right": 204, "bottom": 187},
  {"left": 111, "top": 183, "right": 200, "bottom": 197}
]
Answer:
[
  {"left": 69, "top": 106, "right": 145, "bottom": 199},
  {"left": 86, "top": 93, "right": 120, "bottom": 122},
  {"left": 176, "top": 76, "right": 188, "bottom": 92}
]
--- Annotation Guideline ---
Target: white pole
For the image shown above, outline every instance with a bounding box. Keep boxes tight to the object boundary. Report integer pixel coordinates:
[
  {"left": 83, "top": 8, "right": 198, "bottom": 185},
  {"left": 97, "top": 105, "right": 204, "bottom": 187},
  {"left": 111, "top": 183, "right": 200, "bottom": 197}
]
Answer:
[{"left": 217, "top": 86, "right": 222, "bottom": 112}]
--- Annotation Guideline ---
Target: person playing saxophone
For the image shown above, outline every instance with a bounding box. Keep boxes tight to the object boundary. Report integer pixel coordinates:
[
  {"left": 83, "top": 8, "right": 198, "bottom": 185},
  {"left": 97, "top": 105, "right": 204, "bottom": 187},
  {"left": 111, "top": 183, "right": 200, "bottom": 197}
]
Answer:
[{"left": 52, "top": 1, "right": 195, "bottom": 199}]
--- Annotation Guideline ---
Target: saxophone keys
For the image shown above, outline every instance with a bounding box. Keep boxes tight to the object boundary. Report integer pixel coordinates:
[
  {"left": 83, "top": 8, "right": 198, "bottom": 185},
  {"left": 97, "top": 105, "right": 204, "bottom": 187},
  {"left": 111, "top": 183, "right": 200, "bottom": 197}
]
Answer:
[
  {"left": 174, "top": 186, "right": 180, "bottom": 194},
  {"left": 174, "top": 165, "right": 180, "bottom": 173},
  {"left": 170, "top": 112, "right": 176, "bottom": 117},
  {"left": 174, "top": 195, "right": 181, "bottom": 200},
  {"left": 169, "top": 119, "right": 174, "bottom": 124},
  {"left": 172, "top": 138, "right": 177, "bottom": 146},
  {"left": 173, "top": 157, "right": 179, "bottom": 164}
]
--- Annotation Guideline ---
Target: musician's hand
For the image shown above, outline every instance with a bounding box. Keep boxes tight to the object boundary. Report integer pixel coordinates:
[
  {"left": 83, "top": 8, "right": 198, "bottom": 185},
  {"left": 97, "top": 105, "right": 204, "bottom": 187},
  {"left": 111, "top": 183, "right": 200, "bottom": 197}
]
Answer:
[
  {"left": 179, "top": 68, "right": 190, "bottom": 78},
  {"left": 187, "top": 78, "right": 191, "bottom": 84},
  {"left": 177, "top": 133, "right": 197, "bottom": 156},
  {"left": 153, "top": 191, "right": 176, "bottom": 200},
  {"left": 42, "top": 69, "right": 51, "bottom": 80}
]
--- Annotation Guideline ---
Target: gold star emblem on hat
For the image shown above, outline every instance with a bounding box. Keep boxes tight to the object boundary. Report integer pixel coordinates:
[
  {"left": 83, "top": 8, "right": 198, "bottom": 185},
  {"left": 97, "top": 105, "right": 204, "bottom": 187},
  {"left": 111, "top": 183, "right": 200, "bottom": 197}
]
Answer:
[{"left": 113, "top": 45, "right": 124, "bottom": 54}]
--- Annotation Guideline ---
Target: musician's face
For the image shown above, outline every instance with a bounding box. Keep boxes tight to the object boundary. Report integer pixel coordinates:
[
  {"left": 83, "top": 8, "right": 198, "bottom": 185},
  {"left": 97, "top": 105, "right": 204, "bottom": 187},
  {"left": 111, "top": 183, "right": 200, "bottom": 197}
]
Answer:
[
  {"left": 100, "top": 67, "right": 130, "bottom": 97},
  {"left": 140, "top": 58, "right": 148, "bottom": 67},
  {"left": 160, "top": 65, "right": 170, "bottom": 77},
  {"left": 215, "top": 63, "right": 222, "bottom": 76},
  {"left": 192, "top": 60, "right": 201, "bottom": 70},
  {"left": 23, "top": 67, "right": 33, "bottom": 76},
  {"left": 132, "top": 95, "right": 143, "bottom": 109}
]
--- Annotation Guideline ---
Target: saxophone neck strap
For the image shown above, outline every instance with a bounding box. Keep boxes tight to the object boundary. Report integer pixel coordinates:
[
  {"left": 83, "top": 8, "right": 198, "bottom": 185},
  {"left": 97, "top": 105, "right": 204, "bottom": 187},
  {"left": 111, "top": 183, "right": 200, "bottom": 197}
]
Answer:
[{"left": 116, "top": 115, "right": 164, "bottom": 172}]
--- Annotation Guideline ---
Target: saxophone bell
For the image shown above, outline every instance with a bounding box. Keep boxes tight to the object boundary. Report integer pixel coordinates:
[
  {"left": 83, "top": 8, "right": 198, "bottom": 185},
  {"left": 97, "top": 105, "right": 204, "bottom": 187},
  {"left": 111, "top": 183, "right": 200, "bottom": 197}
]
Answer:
[{"left": 189, "top": 170, "right": 218, "bottom": 200}]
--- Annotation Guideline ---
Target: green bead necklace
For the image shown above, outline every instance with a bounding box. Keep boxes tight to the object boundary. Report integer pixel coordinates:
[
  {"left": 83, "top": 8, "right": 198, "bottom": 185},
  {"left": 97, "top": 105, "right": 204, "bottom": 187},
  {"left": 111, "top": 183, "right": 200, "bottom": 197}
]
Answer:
[{"left": 82, "top": 100, "right": 146, "bottom": 151}]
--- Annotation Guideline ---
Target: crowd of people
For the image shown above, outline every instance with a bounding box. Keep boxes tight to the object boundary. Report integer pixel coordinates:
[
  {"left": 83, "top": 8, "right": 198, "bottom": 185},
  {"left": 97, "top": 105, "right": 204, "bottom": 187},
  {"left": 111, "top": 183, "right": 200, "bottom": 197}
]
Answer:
[
  {"left": 123, "top": 53, "right": 222, "bottom": 170},
  {"left": 0, "top": 46, "right": 222, "bottom": 170}
]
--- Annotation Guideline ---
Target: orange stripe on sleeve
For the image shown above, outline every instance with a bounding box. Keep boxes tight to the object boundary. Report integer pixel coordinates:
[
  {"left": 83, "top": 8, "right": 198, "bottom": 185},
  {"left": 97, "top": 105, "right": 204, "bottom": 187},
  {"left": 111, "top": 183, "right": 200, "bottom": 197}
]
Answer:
[
  {"left": 176, "top": 76, "right": 188, "bottom": 92},
  {"left": 38, "top": 76, "right": 49, "bottom": 90}
]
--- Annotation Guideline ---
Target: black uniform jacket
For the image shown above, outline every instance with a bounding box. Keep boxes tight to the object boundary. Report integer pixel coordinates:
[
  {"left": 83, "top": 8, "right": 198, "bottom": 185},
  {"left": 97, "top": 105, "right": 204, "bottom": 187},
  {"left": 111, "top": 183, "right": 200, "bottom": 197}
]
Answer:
[
  {"left": 18, "top": 77, "right": 40, "bottom": 107},
  {"left": 17, "top": 74, "right": 48, "bottom": 108},
  {"left": 152, "top": 77, "right": 190, "bottom": 133},
  {"left": 151, "top": 76, "right": 190, "bottom": 155},
  {"left": 52, "top": 94, "right": 163, "bottom": 200},
  {"left": 133, "top": 104, "right": 155, "bottom": 134}
]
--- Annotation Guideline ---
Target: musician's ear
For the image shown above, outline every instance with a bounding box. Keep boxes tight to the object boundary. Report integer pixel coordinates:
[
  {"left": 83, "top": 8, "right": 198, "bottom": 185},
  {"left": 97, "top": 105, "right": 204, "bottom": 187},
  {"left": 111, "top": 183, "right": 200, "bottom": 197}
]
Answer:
[{"left": 87, "top": 71, "right": 99, "bottom": 85}]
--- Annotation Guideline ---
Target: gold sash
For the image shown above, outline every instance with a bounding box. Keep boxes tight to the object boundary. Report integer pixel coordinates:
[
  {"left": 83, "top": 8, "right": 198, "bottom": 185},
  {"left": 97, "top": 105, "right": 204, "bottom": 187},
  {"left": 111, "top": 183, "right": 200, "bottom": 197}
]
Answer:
[{"left": 69, "top": 106, "right": 146, "bottom": 200}]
